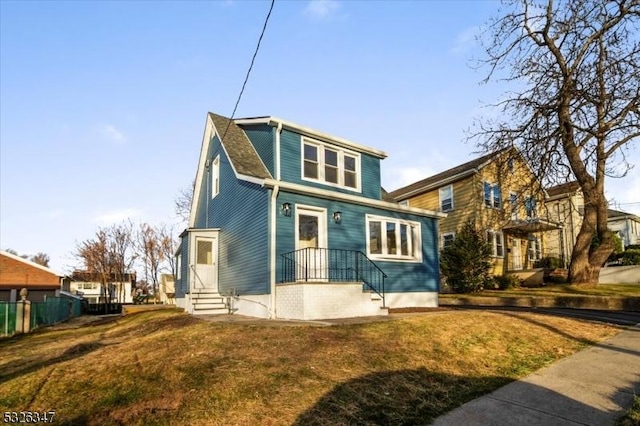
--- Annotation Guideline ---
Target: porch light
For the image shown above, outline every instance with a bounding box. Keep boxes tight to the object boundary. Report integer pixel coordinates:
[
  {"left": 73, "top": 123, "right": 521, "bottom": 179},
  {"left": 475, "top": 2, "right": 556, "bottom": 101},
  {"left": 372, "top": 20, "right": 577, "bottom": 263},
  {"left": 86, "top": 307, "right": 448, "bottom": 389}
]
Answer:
[
  {"left": 333, "top": 211, "right": 342, "bottom": 224},
  {"left": 282, "top": 203, "right": 292, "bottom": 217}
]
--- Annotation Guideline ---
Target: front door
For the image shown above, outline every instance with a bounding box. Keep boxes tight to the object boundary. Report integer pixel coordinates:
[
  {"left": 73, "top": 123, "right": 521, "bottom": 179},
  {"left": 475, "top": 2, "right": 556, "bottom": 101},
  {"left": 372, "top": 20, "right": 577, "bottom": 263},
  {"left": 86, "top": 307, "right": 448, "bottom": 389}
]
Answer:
[
  {"left": 511, "top": 238, "right": 522, "bottom": 270},
  {"left": 194, "top": 237, "right": 218, "bottom": 291},
  {"left": 295, "top": 206, "right": 328, "bottom": 281}
]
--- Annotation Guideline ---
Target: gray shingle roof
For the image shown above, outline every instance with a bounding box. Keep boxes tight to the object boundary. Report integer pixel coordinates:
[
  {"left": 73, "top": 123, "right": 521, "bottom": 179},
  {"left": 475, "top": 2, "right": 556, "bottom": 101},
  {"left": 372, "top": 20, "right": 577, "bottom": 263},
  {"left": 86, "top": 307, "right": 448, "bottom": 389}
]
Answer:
[
  {"left": 389, "top": 149, "right": 509, "bottom": 200},
  {"left": 209, "top": 112, "right": 272, "bottom": 180}
]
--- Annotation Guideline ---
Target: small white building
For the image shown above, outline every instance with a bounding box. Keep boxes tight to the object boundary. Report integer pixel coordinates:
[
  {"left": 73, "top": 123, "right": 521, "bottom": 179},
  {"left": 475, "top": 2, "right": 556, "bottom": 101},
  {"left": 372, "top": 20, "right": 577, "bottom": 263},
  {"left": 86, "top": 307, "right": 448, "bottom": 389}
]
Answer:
[
  {"left": 608, "top": 209, "right": 640, "bottom": 248},
  {"left": 70, "top": 271, "right": 136, "bottom": 304}
]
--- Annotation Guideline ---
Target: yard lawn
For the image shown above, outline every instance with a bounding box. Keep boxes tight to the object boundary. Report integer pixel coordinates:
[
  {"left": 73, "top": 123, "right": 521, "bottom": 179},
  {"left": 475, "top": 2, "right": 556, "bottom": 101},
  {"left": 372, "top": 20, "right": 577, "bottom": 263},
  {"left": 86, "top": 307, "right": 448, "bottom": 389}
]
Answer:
[{"left": 0, "top": 309, "right": 620, "bottom": 426}]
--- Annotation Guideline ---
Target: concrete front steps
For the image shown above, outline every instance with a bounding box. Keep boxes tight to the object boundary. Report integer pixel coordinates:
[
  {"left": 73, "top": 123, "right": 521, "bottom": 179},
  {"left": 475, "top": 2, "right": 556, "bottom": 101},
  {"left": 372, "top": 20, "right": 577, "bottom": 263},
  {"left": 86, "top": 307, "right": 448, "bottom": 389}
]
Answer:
[{"left": 191, "top": 289, "right": 228, "bottom": 315}]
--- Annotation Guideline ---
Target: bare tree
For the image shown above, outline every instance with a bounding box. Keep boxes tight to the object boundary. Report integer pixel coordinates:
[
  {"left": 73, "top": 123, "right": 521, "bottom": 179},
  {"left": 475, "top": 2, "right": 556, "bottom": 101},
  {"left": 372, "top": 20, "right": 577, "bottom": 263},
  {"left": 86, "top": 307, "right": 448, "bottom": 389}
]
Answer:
[
  {"left": 473, "top": 0, "right": 640, "bottom": 285},
  {"left": 159, "top": 223, "right": 179, "bottom": 278},
  {"left": 109, "top": 221, "right": 137, "bottom": 303},
  {"left": 137, "top": 223, "right": 164, "bottom": 302},
  {"left": 75, "top": 229, "right": 112, "bottom": 304},
  {"left": 31, "top": 252, "right": 50, "bottom": 267},
  {"left": 175, "top": 180, "right": 194, "bottom": 223}
]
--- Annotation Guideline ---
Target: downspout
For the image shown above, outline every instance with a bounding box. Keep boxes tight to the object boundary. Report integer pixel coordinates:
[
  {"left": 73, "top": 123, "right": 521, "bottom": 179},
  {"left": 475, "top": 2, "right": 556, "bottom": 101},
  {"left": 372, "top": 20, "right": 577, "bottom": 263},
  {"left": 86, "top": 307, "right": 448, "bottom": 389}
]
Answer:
[
  {"left": 268, "top": 123, "right": 283, "bottom": 319},
  {"left": 269, "top": 185, "right": 280, "bottom": 319},
  {"left": 275, "top": 122, "right": 282, "bottom": 180}
]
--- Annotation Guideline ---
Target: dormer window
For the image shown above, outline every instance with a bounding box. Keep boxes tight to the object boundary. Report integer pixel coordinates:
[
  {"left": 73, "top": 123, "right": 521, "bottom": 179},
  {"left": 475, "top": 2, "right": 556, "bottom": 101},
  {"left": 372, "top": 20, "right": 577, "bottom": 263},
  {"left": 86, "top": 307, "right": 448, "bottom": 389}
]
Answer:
[{"left": 302, "top": 138, "right": 361, "bottom": 191}]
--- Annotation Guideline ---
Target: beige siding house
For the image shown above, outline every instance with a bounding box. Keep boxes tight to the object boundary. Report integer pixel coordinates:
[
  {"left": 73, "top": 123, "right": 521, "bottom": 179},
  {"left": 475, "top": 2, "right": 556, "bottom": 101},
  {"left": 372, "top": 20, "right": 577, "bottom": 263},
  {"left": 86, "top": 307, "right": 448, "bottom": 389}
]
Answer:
[{"left": 390, "top": 149, "right": 565, "bottom": 278}]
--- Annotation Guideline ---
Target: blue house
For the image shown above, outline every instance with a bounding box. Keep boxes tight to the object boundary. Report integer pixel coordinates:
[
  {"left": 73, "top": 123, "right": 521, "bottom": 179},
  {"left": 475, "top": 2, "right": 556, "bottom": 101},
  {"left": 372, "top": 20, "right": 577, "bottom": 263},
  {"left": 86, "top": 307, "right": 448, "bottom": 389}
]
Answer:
[{"left": 175, "top": 112, "right": 444, "bottom": 320}]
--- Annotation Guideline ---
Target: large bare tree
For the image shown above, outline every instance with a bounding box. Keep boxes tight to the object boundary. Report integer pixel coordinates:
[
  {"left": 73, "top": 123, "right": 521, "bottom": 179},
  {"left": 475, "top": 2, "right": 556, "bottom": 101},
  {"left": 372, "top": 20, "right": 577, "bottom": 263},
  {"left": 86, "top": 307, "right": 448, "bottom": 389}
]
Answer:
[{"left": 474, "top": 0, "right": 640, "bottom": 285}]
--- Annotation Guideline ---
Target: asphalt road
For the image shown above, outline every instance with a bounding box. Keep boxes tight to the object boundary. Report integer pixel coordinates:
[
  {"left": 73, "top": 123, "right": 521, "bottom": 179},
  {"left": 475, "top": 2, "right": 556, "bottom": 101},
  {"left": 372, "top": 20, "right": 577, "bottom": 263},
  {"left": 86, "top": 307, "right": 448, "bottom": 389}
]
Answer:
[{"left": 451, "top": 305, "right": 640, "bottom": 326}]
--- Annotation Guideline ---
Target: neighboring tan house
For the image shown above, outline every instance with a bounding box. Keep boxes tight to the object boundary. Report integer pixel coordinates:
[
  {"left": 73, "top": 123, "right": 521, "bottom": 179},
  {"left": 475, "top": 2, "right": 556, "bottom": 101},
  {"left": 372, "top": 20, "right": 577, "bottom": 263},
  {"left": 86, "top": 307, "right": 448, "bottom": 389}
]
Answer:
[
  {"left": 543, "top": 181, "right": 584, "bottom": 266},
  {"left": 0, "top": 250, "right": 70, "bottom": 302},
  {"left": 390, "top": 148, "right": 563, "bottom": 277},
  {"left": 608, "top": 209, "right": 640, "bottom": 248},
  {"left": 70, "top": 271, "right": 136, "bottom": 304},
  {"left": 175, "top": 112, "right": 444, "bottom": 320},
  {"left": 159, "top": 273, "right": 176, "bottom": 305}
]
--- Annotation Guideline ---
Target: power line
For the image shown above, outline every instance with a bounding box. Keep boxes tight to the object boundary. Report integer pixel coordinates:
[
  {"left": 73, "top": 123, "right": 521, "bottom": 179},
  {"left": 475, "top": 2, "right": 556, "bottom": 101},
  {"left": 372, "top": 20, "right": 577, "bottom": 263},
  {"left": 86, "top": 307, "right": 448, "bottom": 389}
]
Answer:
[{"left": 221, "top": 0, "right": 275, "bottom": 143}]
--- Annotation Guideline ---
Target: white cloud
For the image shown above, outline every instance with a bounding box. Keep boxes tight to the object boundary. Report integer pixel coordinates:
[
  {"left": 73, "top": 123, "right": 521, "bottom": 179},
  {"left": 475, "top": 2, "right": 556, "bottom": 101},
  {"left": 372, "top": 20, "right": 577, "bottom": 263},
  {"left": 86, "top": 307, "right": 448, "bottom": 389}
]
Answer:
[
  {"left": 304, "top": 0, "right": 341, "bottom": 20},
  {"left": 99, "top": 124, "right": 126, "bottom": 144},
  {"left": 450, "top": 25, "right": 481, "bottom": 56},
  {"left": 93, "top": 208, "right": 142, "bottom": 225}
]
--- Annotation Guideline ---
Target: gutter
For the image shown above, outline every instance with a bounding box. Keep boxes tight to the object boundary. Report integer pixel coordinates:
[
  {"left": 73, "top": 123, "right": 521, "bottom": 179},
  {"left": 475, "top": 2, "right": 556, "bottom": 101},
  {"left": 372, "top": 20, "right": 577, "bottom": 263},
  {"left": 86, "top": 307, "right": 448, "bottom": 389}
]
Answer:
[{"left": 269, "top": 185, "right": 280, "bottom": 319}]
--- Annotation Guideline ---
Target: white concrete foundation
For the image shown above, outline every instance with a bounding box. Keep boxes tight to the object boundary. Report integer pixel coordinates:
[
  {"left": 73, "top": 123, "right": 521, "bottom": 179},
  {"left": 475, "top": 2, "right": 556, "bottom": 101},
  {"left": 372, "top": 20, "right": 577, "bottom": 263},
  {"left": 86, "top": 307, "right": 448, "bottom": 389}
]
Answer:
[
  {"left": 385, "top": 291, "right": 439, "bottom": 309},
  {"left": 276, "top": 282, "right": 386, "bottom": 320},
  {"left": 228, "top": 294, "right": 272, "bottom": 319}
]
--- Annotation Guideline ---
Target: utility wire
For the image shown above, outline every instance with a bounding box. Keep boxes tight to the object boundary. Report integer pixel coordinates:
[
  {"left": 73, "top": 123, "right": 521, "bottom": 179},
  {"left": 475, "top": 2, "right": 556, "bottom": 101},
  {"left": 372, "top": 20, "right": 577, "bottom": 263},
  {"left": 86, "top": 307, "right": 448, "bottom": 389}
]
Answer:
[{"left": 221, "top": 0, "right": 275, "bottom": 143}]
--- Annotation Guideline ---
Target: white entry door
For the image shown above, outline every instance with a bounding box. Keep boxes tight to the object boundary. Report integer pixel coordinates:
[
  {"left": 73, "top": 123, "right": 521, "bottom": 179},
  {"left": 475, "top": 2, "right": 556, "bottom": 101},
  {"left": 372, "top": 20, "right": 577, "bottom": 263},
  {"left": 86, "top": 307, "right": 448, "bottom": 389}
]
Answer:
[
  {"left": 194, "top": 237, "right": 218, "bottom": 291},
  {"left": 511, "top": 238, "right": 522, "bottom": 270},
  {"left": 295, "top": 206, "right": 328, "bottom": 281}
]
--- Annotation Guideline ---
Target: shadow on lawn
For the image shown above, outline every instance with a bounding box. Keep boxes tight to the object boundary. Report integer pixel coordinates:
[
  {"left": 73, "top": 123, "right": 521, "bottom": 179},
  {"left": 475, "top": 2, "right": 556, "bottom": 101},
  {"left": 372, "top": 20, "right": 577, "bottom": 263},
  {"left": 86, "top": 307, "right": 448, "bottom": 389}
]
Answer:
[
  {"left": 293, "top": 368, "right": 633, "bottom": 426},
  {"left": 293, "top": 368, "right": 509, "bottom": 425},
  {"left": 0, "top": 341, "right": 105, "bottom": 384}
]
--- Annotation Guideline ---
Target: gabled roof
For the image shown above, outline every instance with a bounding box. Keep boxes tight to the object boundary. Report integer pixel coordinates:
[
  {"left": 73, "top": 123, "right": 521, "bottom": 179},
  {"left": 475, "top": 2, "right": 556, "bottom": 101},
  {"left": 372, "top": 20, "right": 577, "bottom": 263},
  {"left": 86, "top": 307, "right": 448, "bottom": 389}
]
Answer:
[
  {"left": 608, "top": 209, "right": 640, "bottom": 221},
  {"left": 390, "top": 149, "right": 510, "bottom": 200},
  {"left": 189, "top": 113, "right": 273, "bottom": 227},
  {"left": 546, "top": 181, "right": 581, "bottom": 198},
  {"left": 209, "top": 113, "right": 272, "bottom": 180},
  {"left": 0, "top": 250, "right": 63, "bottom": 277}
]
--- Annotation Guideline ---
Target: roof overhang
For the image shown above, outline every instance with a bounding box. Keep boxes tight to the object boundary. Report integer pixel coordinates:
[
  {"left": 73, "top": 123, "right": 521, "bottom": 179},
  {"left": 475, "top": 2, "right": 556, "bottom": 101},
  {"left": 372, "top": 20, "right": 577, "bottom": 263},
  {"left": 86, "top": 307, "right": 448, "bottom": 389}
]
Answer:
[
  {"left": 234, "top": 116, "right": 388, "bottom": 159},
  {"left": 503, "top": 219, "right": 562, "bottom": 235}
]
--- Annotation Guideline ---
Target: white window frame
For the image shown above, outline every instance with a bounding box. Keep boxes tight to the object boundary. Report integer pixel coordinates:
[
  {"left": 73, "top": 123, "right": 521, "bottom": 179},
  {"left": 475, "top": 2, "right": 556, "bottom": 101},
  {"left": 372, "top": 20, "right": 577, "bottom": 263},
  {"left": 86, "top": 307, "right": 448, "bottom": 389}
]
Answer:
[
  {"left": 301, "top": 137, "right": 361, "bottom": 192},
  {"left": 486, "top": 230, "right": 504, "bottom": 258},
  {"left": 528, "top": 236, "right": 542, "bottom": 262},
  {"left": 366, "top": 215, "right": 422, "bottom": 262},
  {"left": 509, "top": 192, "right": 518, "bottom": 220},
  {"left": 176, "top": 255, "right": 182, "bottom": 280},
  {"left": 211, "top": 155, "right": 220, "bottom": 199},
  {"left": 483, "top": 182, "right": 502, "bottom": 209},
  {"left": 441, "top": 232, "right": 455, "bottom": 249},
  {"left": 439, "top": 185, "right": 454, "bottom": 212}
]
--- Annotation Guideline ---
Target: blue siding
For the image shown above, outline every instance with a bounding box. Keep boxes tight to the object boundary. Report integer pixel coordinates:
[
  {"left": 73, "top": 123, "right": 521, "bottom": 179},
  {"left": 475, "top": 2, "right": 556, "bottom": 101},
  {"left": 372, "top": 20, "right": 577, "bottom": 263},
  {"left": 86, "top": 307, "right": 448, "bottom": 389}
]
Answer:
[
  {"left": 240, "top": 124, "right": 275, "bottom": 176},
  {"left": 193, "top": 134, "right": 270, "bottom": 295},
  {"left": 279, "top": 129, "right": 382, "bottom": 200},
  {"left": 175, "top": 237, "right": 190, "bottom": 297},
  {"left": 275, "top": 192, "right": 440, "bottom": 293}
]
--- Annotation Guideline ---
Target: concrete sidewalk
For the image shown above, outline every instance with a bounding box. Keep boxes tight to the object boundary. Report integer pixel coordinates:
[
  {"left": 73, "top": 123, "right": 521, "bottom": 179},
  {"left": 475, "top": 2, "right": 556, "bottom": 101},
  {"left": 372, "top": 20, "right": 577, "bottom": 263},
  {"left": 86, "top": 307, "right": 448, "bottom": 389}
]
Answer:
[{"left": 432, "top": 326, "right": 640, "bottom": 426}]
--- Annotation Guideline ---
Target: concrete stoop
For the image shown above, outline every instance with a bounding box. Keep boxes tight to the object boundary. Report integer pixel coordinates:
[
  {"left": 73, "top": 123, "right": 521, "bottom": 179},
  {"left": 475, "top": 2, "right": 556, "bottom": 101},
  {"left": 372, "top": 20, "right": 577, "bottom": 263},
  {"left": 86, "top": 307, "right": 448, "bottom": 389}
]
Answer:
[{"left": 191, "top": 290, "right": 228, "bottom": 315}]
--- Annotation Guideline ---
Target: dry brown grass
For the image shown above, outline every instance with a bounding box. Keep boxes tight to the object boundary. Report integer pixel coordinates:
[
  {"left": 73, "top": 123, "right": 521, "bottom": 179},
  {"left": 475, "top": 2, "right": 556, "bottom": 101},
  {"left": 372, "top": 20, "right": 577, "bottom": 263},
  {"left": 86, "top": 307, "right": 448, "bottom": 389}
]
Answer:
[{"left": 0, "top": 309, "right": 620, "bottom": 425}]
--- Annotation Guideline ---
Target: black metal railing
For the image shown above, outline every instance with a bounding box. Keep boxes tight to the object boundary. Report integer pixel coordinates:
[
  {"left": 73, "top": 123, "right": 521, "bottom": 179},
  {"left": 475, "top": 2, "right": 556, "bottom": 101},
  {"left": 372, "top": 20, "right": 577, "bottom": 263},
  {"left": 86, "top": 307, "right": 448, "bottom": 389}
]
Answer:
[{"left": 280, "top": 248, "right": 387, "bottom": 306}]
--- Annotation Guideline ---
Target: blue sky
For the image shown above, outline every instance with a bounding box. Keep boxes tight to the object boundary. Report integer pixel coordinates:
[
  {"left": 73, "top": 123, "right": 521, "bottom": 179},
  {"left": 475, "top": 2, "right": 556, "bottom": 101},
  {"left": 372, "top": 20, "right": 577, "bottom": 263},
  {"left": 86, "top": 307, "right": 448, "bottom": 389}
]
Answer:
[{"left": 1, "top": 0, "right": 638, "bottom": 273}]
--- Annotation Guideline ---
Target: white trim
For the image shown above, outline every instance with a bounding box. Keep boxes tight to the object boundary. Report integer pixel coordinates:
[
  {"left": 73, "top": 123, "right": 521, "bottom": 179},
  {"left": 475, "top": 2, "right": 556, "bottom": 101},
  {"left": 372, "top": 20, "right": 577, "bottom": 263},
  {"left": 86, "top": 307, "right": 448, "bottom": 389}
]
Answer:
[
  {"left": 365, "top": 214, "right": 422, "bottom": 262},
  {"left": 211, "top": 155, "right": 220, "bottom": 199},
  {"left": 268, "top": 186, "right": 279, "bottom": 319},
  {"left": 264, "top": 179, "right": 446, "bottom": 219},
  {"left": 439, "top": 184, "right": 454, "bottom": 212},
  {"left": 233, "top": 116, "right": 388, "bottom": 159},
  {"left": 441, "top": 232, "right": 455, "bottom": 249},
  {"left": 301, "top": 137, "right": 362, "bottom": 193},
  {"left": 385, "top": 291, "right": 438, "bottom": 308},
  {"left": 486, "top": 230, "right": 504, "bottom": 258},
  {"left": 295, "top": 204, "right": 328, "bottom": 250}
]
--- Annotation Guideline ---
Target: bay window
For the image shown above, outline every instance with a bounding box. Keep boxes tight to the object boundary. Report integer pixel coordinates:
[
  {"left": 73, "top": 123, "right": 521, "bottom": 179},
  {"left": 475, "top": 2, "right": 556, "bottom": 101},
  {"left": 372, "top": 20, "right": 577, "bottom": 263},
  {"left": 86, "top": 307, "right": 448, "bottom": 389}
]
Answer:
[{"left": 367, "top": 215, "right": 421, "bottom": 261}]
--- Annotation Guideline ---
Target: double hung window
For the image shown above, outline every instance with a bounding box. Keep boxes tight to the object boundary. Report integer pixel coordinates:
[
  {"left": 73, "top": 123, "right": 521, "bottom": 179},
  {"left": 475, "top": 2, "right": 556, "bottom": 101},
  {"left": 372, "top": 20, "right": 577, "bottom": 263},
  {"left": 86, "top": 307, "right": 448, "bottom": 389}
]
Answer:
[{"left": 303, "top": 138, "right": 360, "bottom": 191}]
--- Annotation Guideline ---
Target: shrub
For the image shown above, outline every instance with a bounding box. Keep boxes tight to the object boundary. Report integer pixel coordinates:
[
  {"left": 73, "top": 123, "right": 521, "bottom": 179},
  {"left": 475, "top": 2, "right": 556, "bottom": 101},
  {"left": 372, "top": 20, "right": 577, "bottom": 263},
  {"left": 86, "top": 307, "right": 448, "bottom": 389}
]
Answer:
[
  {"left": 620, "top": 249, "right": 640, "bottom": 266},
  {"left": 626, "top": 244, "right": 640, "bottom": 251},
  {"left": 537, "top": 256, "right": 565, "bottom": 269},
  {"left": 494, "top": 274, "right": 520, "bottom": 290},
  {"left": 440, "top": 221, "right": 493, "bottom": 294}
]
